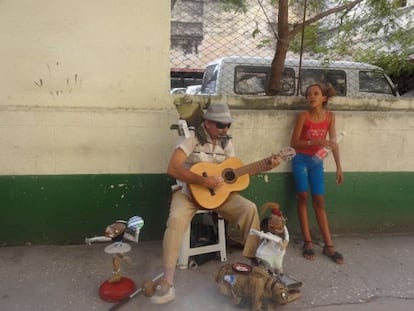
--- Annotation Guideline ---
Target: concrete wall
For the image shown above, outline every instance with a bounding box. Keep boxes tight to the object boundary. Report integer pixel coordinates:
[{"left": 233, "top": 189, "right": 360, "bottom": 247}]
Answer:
[
  {"left": 181, "top": 94, "right": 414, "bottom": 172},
  {"left": 2, "top": 0, "right": 413, "bottom": 176},
  {"left": 0, "top": 1, "right": 413, "bottom": 245},
  {"left": 0, "top": 0, "right": 172, "bottom": 175},
  {"left": 0, "top": 0, "right": 170, "bottom": 109}
]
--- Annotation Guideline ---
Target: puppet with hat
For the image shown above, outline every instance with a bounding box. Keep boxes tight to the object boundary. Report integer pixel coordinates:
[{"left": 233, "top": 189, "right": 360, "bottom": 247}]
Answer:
[{"left": 250, "top": 202, "right": 289, "bottom": 274}]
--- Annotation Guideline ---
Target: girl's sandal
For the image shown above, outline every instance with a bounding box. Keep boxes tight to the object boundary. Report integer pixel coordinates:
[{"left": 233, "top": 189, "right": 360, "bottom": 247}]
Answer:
[
  {"left": 323, "top": 245, "right": 344, "bottom": 264},
  {"left": 302, "top": 241, "right": 315, "bottom": 261}
]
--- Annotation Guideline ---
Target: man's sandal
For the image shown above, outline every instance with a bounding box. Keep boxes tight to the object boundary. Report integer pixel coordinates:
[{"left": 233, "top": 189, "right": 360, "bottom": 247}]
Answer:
[
  {"left": 323, "top": 245, "right": 344, "bottom": 264},
  {"left": 302, "top": 241, "right": 315, "bottom": 260}
]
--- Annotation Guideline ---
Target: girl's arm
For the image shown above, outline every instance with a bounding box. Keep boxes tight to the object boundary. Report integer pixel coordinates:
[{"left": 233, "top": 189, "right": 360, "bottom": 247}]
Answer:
[
  {"left": 290, "top": 113, "right": 308, "bottom": 148},
  {"left": 329, "top": 113, "right": 344, "bottom": 184}
]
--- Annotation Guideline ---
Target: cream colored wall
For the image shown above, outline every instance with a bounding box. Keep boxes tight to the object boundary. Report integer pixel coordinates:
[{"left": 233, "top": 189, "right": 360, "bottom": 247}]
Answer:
[
  {"left": 0, "top": 1, "right": 413, "bottom": 176},
  {"left": 0, "top": 0, "right": 175, "bottom": 175},
  {"left": 231, "top": 109, "right": 414, "bottom": 173},
  {"left": 0, "top": 106, "right": 179, "bottom": 174},
  {"left": 178, "top": 95, "right": 414, "bottom": 173},
  {"left": 0, "top": 0, "right": 170, "bottom": 108},
  {"left": 5, "top": 100, "right": 413, "bottom": 175}
]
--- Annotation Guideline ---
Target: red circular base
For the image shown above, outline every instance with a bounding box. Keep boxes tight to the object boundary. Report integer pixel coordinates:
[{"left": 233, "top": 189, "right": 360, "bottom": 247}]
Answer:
[{"left": 99, "top": 277, "right": 136, "bottom": 302}]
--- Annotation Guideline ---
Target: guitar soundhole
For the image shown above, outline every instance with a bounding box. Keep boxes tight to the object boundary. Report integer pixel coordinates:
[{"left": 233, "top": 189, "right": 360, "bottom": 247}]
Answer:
[{"left": 223, "top": 169, "right": 236, "bottom": 183}]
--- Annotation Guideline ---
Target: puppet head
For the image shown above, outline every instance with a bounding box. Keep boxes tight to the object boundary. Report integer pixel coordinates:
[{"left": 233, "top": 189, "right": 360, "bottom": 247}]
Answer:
[
  {"left": 260, "top": 202, "right": 286, "bottom": 236},
  {"left": 104, "top": 220, "right": 127, "bottom": 242}
]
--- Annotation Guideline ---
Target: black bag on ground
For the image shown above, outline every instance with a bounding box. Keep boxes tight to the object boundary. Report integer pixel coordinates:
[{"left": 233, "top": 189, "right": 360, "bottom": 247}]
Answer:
[{"left": 189, "top": 212, "right": 219, "bottom": 266}]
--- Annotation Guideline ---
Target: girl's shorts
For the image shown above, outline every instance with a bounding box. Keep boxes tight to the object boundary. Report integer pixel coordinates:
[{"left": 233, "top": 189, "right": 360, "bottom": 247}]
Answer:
[{"left": 291, "top": 153, "right": 325, "bottom": 195}]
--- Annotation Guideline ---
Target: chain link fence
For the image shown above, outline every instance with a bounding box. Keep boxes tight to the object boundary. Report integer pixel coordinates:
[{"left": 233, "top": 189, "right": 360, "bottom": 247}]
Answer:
[{"left": 170, "top": 0, "right": 414, "bottom": 97}]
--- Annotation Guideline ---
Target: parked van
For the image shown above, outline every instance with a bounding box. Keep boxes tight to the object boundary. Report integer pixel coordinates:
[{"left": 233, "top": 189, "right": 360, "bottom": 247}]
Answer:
[{"left": 200, "top": 56, "right": 399, "bottom": 98}]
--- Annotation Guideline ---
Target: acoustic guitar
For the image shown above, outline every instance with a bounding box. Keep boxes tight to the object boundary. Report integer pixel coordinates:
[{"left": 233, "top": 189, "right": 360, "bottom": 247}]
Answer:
[{"left": 189, "top": 147, "right": 296, "bottom": 209}]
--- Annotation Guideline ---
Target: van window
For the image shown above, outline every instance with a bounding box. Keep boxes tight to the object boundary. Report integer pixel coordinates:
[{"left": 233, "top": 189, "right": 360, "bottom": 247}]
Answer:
[
  {"left": 200, "top": 64, "right": 218, "bottom": 94},
  {"left": 300, "top": 69, "right": 347, "bottom": 96},
  {"left": 359, "top": 71, "right": 394, "bottom": 95},
  {"left": 199, "top": 57, "right": 399, "bottom": 97},
  {"left": 234, "top": 66, "right": 295, "bottom": 95}
]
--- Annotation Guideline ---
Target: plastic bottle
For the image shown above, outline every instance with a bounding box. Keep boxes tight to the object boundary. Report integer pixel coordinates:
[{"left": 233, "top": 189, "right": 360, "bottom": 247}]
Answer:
[{"left": 312, "top": 131, "right": 346, "bottom": 162}]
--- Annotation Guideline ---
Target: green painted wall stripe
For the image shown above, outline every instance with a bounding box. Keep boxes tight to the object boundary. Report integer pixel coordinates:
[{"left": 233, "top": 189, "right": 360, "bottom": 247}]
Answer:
[
  {"left": 1, "top": 172, "right": 413, "bottom": 246},
  {"left": 0, "top": 174, "right": 174, "bottom": 245}
]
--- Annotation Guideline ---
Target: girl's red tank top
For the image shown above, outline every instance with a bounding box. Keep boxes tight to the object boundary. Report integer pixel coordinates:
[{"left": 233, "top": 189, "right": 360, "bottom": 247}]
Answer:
[{"left": 296, "top": 111, "right": 331, "bottom": 156}]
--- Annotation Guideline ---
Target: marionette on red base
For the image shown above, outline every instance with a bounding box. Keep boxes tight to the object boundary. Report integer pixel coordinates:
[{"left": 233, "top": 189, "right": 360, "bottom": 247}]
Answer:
[
  {"left": 85, "top": 216, "right": 144, "bottom": 302},
  {"left": 215, "top": 202, "right": 302, "bottom": 311}
]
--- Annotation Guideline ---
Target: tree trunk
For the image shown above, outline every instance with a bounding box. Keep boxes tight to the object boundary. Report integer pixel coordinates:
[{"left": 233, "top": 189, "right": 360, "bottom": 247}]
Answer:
[
  {"left": 266, "top": 0, "right": 364, "bottom": 96},
  {"left": 266, "top": 0, "right": 290, "bottom": 96}
]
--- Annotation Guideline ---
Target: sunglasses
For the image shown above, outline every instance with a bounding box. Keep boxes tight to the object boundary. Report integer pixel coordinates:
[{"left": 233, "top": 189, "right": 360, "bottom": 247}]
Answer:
[{"left": 214, "top": 121, "right": 231, "bottom": 129}]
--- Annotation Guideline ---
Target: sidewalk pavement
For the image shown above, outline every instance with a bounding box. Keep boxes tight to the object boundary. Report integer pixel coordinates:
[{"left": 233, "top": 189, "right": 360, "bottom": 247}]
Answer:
[{"left": 1, "top": 233, "right": 414, "bottom": 311}]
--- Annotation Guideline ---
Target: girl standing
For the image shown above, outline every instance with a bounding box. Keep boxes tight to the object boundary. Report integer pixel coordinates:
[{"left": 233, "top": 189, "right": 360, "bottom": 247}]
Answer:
[{"left": 290, "top": 83, "right": 344, "bottom": 264}]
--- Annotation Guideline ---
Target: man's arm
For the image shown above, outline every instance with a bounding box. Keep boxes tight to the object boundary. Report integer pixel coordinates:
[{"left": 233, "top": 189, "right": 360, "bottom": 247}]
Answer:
[{"left": 167, "top": 148, "right": 224, "bottom": 191}]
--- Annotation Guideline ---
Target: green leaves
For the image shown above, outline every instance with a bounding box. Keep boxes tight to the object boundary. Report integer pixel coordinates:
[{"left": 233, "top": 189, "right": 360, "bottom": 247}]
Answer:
[{"left": 218, "top": 0, "right": 414, "bottom": 85}]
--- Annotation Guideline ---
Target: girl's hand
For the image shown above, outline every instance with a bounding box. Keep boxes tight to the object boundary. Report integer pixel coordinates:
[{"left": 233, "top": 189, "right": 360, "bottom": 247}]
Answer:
[
  {"left": 320, "top": 139, "right": 338, "bottom": 151},
  {"left": 328, "top": 141, "right": 339, "bottom": 151},
  {"left": 336, "top": 169, "right": 343, "bottom": 184}
]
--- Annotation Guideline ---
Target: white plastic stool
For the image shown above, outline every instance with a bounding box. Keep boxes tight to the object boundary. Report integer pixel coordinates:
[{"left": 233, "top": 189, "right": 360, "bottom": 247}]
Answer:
[{"left": 177, "top": 210, "right": 227, "bottom": 269}]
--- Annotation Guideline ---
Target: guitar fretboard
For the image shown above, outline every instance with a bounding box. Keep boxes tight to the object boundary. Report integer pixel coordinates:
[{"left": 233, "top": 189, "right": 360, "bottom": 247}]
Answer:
[{"left": 233, "top": 157, "right": 272, "bottom": 177}]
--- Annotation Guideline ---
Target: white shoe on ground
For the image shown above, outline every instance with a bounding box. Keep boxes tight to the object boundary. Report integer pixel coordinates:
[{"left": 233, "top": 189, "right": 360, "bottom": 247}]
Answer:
[{"left": 150, "top": 284, "right": 175, "bottom": 304}]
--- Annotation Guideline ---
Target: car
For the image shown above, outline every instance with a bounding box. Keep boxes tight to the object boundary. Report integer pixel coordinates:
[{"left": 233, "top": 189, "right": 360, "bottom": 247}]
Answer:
[
  {"left": 170, "top": 87, "right": 187, "bottom": 94},
  {"left": 200, "top": 56, "right": 400, "bottom": 98},
  {"left": 185, "top": 85, "right": 201, "bottom": 95}
]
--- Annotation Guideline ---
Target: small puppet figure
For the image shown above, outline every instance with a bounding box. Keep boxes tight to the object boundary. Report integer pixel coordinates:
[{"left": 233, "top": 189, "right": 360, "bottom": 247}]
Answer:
[
  {"left": 215, "top": 203, "right": 302, "bottom": 310},
  {"left": 85, "top": 216, "right": 144, "bottom": 283},
  {"left": 104, "top": 220, "right": 132, "bottom": 283},
  {"left": 215, "top": 263, "right": 289, "bottom": 311},
  {"left": 250, "top": 202, "right": 289, "bottom": 274},
  {"left": 215, "top": 262, "right": 302, "bottom": 311}
]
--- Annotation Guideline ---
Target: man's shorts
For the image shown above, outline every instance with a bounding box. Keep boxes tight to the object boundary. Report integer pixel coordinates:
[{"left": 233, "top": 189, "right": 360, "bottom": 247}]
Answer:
[{"left": 291, "top": 153, "right": 325, "bottom": 195}]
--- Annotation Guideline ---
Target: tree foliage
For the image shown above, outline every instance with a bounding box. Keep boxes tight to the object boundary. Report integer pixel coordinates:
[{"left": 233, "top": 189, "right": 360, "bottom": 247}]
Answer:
[{"left": 220, "top": 0, "right": 414, "bottom": 95}]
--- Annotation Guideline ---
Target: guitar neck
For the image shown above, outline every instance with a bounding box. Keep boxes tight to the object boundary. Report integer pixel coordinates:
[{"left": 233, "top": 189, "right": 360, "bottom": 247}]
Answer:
[
  {"left": 188, "top": 148, "right": 294, "bottom": 209},
  {"left": 234, "top": 157, "right": 272, "bottom": 177}
]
